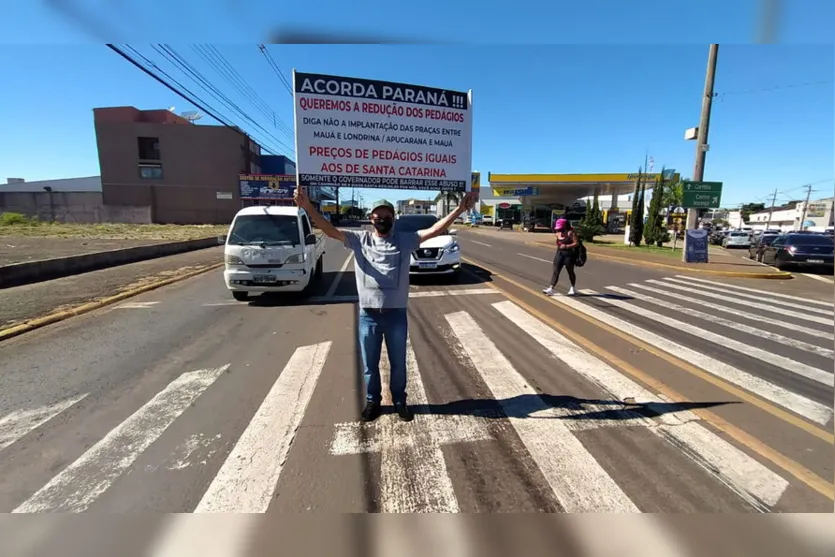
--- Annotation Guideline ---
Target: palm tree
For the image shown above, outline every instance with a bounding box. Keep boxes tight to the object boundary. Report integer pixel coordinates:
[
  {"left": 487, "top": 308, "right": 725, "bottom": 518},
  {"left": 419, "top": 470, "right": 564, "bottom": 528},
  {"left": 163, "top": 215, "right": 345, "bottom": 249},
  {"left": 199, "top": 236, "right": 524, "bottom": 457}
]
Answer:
[{"left": 434, "top": 191, "right": 462, "bottom": 216}]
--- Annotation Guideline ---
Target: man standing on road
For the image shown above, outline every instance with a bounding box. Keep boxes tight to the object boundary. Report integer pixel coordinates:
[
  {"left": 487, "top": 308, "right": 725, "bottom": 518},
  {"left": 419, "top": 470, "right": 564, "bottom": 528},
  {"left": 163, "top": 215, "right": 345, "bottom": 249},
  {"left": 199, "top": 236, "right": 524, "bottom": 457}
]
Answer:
[{"left": 295, "top": 187, "right": 476, "bottom": 422}]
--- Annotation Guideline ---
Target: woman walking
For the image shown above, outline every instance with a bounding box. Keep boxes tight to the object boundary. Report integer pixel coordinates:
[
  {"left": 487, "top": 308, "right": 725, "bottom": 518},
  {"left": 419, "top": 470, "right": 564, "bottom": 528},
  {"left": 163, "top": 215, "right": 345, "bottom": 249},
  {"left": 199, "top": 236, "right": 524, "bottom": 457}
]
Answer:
[{"left": 543, "top": 218, "right": 579, "bottom": 296}]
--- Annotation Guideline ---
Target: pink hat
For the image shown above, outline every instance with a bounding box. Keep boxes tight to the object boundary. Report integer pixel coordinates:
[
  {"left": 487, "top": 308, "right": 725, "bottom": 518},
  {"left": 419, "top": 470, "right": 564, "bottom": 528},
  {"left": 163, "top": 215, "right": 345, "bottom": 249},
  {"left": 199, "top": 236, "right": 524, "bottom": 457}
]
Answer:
[{"left": 555, "top": 218, "right": 568, "bottom": 229}]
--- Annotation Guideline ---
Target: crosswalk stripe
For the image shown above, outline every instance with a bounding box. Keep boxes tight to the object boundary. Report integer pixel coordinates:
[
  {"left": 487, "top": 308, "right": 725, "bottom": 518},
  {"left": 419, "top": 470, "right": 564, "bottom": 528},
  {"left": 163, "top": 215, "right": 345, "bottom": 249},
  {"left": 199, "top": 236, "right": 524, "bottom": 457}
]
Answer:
[
  {"left": 547, "top": 294, "right": 834, "bottom": 426},
  {"left": 663, "top": 278, "right": 834, "bottom": 317},
  {"left": 12, "top": 365, "right": 231, "bottom": 513},
  {"left": 602, "top": 286, "right": 834, "bottom": 383},
  {"left": 409, "top": 288, "right": 497, "bottom": 298},
  {"left": 677, "top": 275, "right": 834, "bottom": 307},
  {"left": 445, "top": 310, "right": 641, "bottom": 512},
  {"left": 631, "top": 282, "right": 834, "bottom": 342},
  {"left": 376, "top": 339, "right": 463, "bottom": 512},
  {"left": 616, "top": 284, "right": 832, "bottom": 359},
  {"left": 194, "top": 342, "right": 331, "bottom": 513},
  {"left": 492, "top": 301, "right": 789, "bottom": 508},
  {"left": 0, "top": 394, "right": 88, "bottom": 452},
  {"left": 647, "top": 279, "right": 833, "bottom": 326}
]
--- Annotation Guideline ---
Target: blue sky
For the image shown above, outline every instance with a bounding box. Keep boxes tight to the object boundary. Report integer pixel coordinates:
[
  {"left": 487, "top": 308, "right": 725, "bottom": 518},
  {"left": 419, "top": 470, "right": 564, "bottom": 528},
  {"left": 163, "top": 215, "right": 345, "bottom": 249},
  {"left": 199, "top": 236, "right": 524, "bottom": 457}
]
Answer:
[{"left": 1, "top": 3, "right": 833, "bottom": 208}]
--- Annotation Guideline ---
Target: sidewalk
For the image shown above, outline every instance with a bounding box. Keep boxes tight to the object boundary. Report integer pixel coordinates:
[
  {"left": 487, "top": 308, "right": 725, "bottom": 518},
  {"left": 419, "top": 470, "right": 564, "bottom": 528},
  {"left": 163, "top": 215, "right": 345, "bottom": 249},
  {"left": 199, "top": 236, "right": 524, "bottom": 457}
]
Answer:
[{"left": 461, "top": 227, "right": 792, "bottom": 279}]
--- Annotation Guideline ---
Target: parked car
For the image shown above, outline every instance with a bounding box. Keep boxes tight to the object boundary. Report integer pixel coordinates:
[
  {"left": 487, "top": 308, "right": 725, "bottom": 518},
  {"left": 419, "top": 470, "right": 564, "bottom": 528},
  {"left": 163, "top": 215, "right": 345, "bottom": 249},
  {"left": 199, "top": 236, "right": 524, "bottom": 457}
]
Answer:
[
  {"left": 760, "top": 233, "right": 834, "bottom": 271},
  {"left": 395, "top": 214, "right": 462, "bottom": 278},
  {"left": 748, "top": 233, "right": 779, "bottom": 262},
  {"left": 723, "top": 231, "right": 752, "bottom": 249},
  {"left": 222, "top": 206, "right": 326, "bottom": 301}
]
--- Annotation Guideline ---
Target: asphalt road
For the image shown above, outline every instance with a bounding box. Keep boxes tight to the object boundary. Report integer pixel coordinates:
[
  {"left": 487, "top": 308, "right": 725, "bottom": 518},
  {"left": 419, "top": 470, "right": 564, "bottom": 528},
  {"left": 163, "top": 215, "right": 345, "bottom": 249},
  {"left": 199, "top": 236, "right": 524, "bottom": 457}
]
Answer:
[{"left": 1, "top": 232, "right": 833, "bottom": 553}]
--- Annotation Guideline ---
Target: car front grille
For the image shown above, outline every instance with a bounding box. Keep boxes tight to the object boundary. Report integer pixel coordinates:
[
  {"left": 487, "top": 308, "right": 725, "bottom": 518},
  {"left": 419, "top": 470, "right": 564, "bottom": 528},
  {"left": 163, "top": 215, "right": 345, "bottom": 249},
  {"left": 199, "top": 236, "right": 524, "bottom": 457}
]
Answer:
[{"left": 413, "top": 248, "right": 443, "bottom": 260}]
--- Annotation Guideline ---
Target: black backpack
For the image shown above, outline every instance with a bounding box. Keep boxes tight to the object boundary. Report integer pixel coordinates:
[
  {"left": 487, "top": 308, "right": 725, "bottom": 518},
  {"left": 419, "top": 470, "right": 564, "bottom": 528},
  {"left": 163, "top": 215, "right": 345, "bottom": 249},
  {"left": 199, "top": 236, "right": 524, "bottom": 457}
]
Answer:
[{"left": 575, "top": 241, "right": 588, "bottom": 267}]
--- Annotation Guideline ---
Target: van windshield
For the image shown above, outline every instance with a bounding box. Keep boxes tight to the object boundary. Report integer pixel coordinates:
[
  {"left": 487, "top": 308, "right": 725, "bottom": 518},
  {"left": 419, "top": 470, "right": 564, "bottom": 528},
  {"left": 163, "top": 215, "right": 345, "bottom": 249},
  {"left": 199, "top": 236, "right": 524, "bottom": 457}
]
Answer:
[{"left": 228, "top": 214, "right": 300, "bottom": 246}]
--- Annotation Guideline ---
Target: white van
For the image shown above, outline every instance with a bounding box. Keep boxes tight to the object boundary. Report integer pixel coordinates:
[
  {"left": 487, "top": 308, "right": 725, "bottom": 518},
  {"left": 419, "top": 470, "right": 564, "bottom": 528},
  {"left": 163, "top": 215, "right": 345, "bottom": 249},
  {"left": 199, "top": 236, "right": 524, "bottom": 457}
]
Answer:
[{"left": 221, "top": 206, "right": 326, "bottom": 301}]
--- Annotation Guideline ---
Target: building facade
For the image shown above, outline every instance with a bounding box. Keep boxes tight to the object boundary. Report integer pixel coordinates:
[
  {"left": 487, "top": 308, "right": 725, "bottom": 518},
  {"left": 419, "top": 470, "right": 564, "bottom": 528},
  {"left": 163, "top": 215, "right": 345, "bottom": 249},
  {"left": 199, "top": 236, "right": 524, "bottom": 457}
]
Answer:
[
  {"left": 397, "top": 198, "right": 435, "bottom": 215},
  {"left": 94, "top": 106, "right": 263, "bottom": 224}
]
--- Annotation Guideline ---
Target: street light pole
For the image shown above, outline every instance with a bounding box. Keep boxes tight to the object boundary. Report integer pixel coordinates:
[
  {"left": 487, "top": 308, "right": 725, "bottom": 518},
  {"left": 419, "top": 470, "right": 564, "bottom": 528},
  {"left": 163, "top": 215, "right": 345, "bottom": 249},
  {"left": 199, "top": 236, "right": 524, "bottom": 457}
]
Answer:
[
  {"left": 684, "top": 44, "right": 719, "bottom": 261},
  {"left": 798, "top": 184, "right": 813, "bottom": 231},
  {"left": 764, "top": 188, "right": 778, "bottom": 231}
]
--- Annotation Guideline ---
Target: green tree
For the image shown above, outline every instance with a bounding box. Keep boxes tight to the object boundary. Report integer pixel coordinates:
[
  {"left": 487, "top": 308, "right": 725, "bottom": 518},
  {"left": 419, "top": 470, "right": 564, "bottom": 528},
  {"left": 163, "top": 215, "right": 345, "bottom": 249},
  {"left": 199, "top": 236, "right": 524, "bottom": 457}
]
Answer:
[
  {"left": 629, "top": 169, "right": 645, "bottom": 246},
  {"left": 578, "top": 192, "right": 605, "bottom": 242},
  {"left": 644, "top": 169, "right": 671, "bottom": 246}
]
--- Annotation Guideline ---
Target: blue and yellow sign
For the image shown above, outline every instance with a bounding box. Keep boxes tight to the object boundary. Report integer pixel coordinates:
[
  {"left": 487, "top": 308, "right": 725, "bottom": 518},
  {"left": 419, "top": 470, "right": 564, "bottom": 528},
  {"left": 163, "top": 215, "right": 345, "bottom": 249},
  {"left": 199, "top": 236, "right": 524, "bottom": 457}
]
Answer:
[
  {"left": 493, "top": 186, "right": 539, "bottom": 197},
  {"left": 239, "top": 174, "right": 296, "bottom": 200}
]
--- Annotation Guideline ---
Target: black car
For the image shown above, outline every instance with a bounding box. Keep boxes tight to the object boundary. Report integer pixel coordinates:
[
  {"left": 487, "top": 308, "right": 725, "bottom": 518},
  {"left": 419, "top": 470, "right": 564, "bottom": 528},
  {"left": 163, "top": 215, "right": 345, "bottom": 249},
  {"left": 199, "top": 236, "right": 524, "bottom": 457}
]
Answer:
[
  {"left": 761, "top": 233, "right": 834, "bottom": 271},
  {"left": 748, "top": 233, "right": 779, "bottom": 262}
]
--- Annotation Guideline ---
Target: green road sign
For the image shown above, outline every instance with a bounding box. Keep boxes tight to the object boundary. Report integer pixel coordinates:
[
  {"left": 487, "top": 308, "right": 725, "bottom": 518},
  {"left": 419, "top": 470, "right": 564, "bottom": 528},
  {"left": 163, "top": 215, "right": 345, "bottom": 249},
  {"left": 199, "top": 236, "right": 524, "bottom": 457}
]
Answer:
[{"left": 682, "top": 181, "right": 723, "bottom": 208}]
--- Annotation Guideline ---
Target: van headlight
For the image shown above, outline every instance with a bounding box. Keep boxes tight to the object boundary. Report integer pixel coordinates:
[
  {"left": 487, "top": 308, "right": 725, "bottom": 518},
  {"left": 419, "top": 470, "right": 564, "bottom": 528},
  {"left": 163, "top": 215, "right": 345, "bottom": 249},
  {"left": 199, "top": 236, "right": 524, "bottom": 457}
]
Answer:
[
  {"left": 284, "top": 254, "right": 305, "bottom": 264},
  {"left": 447, "top": 243, "right": 460, "bottom": 253},
  {"left": 225, "top": 254, "right": 244, "bottom": 266}
]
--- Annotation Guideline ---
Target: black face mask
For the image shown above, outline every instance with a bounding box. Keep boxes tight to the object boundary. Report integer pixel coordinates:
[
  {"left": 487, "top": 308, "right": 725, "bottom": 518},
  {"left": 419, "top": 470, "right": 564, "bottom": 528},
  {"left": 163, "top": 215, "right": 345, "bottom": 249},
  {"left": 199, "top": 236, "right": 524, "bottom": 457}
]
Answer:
[{"left": 373, "top": 218, "right": 393, "bottom": 234}]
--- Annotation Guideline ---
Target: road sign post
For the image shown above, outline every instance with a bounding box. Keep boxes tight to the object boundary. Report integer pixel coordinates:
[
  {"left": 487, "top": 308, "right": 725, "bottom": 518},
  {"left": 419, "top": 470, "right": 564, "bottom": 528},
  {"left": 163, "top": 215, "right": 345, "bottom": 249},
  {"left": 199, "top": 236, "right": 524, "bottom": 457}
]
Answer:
[{"left": 682, "top": 181, "right": 723, "bottom": 209}]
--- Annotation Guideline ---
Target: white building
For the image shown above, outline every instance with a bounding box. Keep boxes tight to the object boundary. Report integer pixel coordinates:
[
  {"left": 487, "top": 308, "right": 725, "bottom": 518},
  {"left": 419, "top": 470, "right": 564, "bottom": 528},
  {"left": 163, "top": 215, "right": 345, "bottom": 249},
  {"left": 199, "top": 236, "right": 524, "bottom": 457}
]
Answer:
[{"left": 747, "top": 197, "right": 834, "bottom": 232}]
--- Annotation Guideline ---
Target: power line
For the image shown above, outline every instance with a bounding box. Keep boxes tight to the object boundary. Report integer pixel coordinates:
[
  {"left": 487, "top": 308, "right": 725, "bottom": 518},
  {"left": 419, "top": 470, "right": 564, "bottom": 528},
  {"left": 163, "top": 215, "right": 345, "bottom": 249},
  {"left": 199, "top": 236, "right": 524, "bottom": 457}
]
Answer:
[
  {"left": 258, "top": 44, "right": 294, "bottom": 96},
  {"left": 150, "top": 44, "right": 294, "bottom": 155},
  {"left": 717, "top": 80, "right": 832, "bottom": 99},
  {"left": 107, "top": 44, "right": 289, "bottom": 159},
  {"left": 193, "top": 44, "right": 294, "bottom": 139}
]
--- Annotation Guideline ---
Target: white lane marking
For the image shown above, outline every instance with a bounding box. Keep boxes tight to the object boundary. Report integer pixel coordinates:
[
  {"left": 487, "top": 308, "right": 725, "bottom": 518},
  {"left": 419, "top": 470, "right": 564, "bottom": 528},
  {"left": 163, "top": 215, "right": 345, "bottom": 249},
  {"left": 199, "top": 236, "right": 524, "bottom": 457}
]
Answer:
[
  {"left": 664, "top": 277, "right": 833, "bottom": 316},
  {"left": 325, "top": 252, "right": 354, "bottom": 298},
  {"left": 802, "top": 273, "right": 835, "bottom": 284},
  {"left": 677, "top": 275, "right": 834, "bottom": 307},
  {"left": 0, "top": 394, "right": 88, "bottom": 452},
  {"left": 116, "top": 301, "right": 160, "bottom": 309},
  {"left": 331, "top": 339, "right": 483, "bottom": 512},
  {"left": 549, "top": 293, "right": 834, "bottom": 426},
  {"left": 148, "top": 514, "right": 257, "bottom": 557},
  {"left": 194, "top": 342, "right": 331, "bottom": 513},
  {"left": 409, "top": 288, "right": 497, "bottom": 298},
  {"left": 492, "top": 301, "right": 788, "bottom": 508},
  {"left": 635, "top": 281, "right": 834, "bottom": 342},
  {"left": 470, "top": 240, "right": 493, "bottom": 247},
  {"left": 12, "top": 365, "right": 230, "bottom": 513},
  {"left": 202, "top": 301, "right": 242, "bottom": 307},
  {"left": 650, "top": 279, "right": 833, "bottom": 326},
  {"left": 445, "top": 310, "right": 640, "bottom": 512},
  {"left": 517, "top": 253, "right": 552, "bottom": 263},
  {"left": 605, "top": 285, "right": 834, "bottom": 380}
]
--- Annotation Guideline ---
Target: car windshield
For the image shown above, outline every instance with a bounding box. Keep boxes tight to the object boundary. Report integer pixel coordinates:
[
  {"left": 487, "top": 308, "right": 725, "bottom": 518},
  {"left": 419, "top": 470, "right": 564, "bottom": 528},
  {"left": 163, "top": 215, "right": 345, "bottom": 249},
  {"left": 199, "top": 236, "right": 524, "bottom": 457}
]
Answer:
[
  {"left": 396, "top": 216, "right": 439, "bottom": 233},
  {"left": 730, "top": 232, "right": 748, "bottom": 237},
  {"left": 788, "top": 235, "right": 834, "bottom": 246},
  {"left": 228, "top": 214, "right": 300, "bottom": 246}
]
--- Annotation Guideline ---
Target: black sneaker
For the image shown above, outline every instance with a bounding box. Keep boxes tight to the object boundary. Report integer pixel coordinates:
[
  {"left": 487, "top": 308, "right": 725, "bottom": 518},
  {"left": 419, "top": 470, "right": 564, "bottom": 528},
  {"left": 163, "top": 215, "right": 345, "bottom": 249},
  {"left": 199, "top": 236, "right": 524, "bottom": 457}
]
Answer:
[
  {"left": 361, "top": 401, "right": 381, "bottom": 422},
  {"left": 394, "top": 402, "right": 413, "bottom": 422}
]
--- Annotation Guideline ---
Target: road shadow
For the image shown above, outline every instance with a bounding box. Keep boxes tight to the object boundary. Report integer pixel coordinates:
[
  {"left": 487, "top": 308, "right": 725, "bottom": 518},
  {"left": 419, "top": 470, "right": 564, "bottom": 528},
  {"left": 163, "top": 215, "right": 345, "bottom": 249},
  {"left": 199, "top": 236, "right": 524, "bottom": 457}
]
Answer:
[
  {"left": 410, "top": 263, "right": 494, "bottom": 286},
  {"left": 573, "top": 292, "right": 633, "bottom": 301},
  {"left": 400, "top": 394, "right": 736, "bottom": 424},
  {"left": 242, "top": 271, "right": 352, "bottom": 307}
]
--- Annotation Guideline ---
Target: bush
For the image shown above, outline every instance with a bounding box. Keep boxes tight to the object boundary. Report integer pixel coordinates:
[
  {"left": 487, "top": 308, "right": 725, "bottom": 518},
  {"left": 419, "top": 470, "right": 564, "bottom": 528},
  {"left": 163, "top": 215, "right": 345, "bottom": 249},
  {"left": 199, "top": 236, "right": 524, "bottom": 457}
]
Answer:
[
  {"left": 578, "top": 221, "right": 605, "bottom": 242},
  {"left": 0, "top": 212, "right": 37, "bottom": 226}
]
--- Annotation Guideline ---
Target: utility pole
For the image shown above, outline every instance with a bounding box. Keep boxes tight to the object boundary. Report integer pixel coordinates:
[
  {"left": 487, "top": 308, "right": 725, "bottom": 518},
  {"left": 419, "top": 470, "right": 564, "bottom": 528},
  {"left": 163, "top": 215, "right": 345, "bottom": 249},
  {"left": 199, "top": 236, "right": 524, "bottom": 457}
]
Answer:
[
  {"left": 798, "top": 184, "right": 813, "bottom": 231},
  {"left": 683, "top": 44, "right": 719, "bottom": 262},
  {"left": 764, "top": 188, "right": 778, "bottom": 231}
]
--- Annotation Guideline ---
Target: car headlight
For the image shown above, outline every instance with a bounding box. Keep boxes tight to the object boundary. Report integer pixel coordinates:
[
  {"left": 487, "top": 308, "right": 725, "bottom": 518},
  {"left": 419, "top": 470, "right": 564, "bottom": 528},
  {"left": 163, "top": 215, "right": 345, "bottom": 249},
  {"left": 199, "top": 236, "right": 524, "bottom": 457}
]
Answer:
[
  {"left": 447, "top": 243, "right": 460, "bottom": 253},
  {"left": 225, "top": 254, "right": 244, "bottom": 265},
  {"left": 284, "top": 254, "right": 305, "bottom": 264}
]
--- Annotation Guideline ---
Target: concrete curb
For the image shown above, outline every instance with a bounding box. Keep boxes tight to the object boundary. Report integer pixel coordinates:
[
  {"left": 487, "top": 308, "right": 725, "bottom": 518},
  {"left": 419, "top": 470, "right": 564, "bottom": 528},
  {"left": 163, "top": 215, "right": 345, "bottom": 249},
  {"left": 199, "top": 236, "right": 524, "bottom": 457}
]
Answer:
[
  {"left": 523, "top": 241, "right": 794, "bottom": 280},
  {"left": 0, "top": 237, "right": 219, "bottom": 289},
  {"left": 0, "top": 262, "right": 224, "bottom": 343}
]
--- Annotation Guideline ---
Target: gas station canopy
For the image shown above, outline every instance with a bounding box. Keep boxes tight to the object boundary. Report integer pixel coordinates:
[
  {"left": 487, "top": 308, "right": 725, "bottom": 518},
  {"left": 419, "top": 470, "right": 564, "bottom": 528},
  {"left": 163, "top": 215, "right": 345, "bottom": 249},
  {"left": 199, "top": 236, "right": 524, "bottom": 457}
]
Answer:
[{"left": 488, "top": 172, "right": 679, "bottom": 207}]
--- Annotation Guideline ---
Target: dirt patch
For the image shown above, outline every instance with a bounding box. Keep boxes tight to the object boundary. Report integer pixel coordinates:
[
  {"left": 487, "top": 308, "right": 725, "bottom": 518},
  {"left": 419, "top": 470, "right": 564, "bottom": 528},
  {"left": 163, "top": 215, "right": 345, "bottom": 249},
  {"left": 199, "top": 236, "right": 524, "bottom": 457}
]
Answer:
[{"left": 0, "top": 223, "right": 227, "bottom": 266}]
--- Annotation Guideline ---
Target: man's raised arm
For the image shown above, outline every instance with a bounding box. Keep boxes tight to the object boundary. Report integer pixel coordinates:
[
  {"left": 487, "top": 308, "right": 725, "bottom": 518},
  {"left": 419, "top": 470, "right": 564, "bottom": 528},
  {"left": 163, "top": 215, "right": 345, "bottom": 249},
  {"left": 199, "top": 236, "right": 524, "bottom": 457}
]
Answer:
[
  {"left": 294, "top": 187, "right": 346, "bottom": 243},
  {"left": 418, "top": 192, "right": 476, "bottom": 242}
]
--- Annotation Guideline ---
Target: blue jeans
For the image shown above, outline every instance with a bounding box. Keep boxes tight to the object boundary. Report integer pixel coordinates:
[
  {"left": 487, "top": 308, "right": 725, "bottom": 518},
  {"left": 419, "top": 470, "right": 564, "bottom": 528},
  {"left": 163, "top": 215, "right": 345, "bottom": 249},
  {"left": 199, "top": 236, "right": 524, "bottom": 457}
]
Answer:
[{"left": 358, "top": 307, "right": 408, "bottom": 405}]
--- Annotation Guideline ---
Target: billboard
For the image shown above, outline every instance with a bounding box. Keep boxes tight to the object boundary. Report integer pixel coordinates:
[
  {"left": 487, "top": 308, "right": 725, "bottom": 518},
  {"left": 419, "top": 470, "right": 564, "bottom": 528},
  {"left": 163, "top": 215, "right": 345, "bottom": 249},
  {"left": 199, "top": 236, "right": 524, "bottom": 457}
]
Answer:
[
  {"left": 239, "top": 174, "right": 296, "bottom": 201},
  {"left": 293, "top": 71, "right": 473, "bottom": 192}
]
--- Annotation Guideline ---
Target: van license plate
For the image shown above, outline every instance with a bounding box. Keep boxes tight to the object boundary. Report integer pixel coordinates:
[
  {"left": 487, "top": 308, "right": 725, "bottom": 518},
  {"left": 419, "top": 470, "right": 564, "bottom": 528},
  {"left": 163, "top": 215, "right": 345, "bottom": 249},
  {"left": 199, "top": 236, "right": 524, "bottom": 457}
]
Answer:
[
  {"left": 807, "top": 259, "right": 824, "bottom": 264},
  {"left": 254, "top": 274, "right": 278, "bottom": 283}
]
